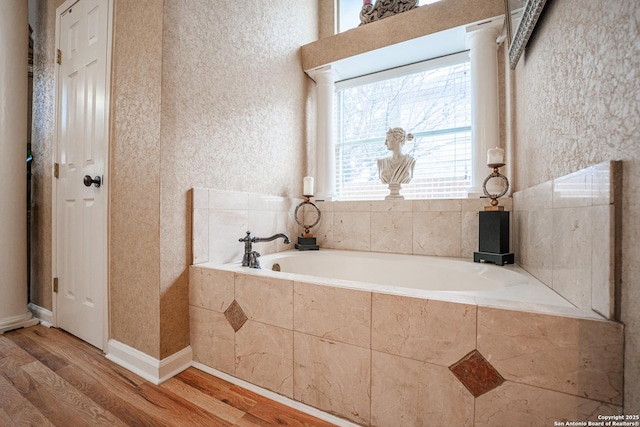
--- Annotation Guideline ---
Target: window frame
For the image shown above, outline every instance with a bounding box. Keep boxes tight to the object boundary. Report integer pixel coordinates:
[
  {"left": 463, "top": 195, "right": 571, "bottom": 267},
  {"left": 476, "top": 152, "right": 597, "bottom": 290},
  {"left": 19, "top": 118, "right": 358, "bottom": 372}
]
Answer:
[{"left": 333, "top": 51, "right": 472, "bottom": 201}]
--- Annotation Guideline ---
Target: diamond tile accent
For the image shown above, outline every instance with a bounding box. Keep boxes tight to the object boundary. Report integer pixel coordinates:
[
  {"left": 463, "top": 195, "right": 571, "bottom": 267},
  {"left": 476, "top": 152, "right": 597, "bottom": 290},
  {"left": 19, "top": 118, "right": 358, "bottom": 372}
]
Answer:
[
  {"left": 224, "top": 300, "right": 248, "bottom": 332},
  {"left": 449, "top": 350, "right": 504, "bottom": 397}
]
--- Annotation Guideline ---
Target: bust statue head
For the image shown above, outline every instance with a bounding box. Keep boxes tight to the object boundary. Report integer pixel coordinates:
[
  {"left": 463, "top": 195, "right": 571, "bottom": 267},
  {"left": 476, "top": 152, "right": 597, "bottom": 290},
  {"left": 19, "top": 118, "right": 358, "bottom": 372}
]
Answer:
[{"left": 385, "top": 127, "right": 413, "bottom": 153}]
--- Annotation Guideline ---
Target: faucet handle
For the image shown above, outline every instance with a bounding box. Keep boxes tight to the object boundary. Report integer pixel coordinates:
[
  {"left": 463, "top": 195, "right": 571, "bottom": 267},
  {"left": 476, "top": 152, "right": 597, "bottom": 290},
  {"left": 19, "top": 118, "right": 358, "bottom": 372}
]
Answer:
[
  {"left": 239, "top": 230, "right": 252, "bottom": 242},
  {"left": 249, "top": 250, "right": 261, "bottom": 268}
]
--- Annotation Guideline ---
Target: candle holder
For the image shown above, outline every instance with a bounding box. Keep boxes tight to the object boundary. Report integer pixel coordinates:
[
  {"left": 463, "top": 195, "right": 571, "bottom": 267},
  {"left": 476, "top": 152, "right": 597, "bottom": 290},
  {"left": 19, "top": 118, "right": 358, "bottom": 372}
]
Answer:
[
  {"left": 294, "top": 195, "right": 321, "bottom": 250},
  {"left": 482, "top": 162, "right": 509, "bottom": 211},
  {"left": 475, "top": 161, "right": 514, "bottom": 266}
]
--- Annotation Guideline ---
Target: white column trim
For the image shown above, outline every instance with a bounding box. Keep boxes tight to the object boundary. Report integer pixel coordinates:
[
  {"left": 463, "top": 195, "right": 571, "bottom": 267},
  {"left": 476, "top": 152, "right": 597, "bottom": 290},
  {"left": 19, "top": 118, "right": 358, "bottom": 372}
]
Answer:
[
  {"left": 306, "top": 65, "right": 337, "bottom": 201},
  {"left": 0, "top": 0, "right": 38, "bottom": 333},
  {"left": 106, "top": 339, "right": 192, "bottom": 385},
  {"left": 0, "top": 312, "right": 40, "bottom": 334},
  {"left": 465, "top": 17, "right": 504, "bottom": 198}
]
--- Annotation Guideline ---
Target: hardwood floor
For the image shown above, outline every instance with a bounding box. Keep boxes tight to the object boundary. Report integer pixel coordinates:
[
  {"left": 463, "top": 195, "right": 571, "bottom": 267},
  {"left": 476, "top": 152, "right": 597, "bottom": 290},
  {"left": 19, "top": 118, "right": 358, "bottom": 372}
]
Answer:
[{"left": 0, "top": 325, "right": 337, "bottom": 427}]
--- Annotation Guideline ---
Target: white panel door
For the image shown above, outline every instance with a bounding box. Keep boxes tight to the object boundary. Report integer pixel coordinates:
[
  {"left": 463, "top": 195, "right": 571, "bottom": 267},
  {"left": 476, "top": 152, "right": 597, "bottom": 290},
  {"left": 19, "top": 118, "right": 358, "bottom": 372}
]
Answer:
[{"left": 55, "top": 0, "right": 109, "bottom": 350}]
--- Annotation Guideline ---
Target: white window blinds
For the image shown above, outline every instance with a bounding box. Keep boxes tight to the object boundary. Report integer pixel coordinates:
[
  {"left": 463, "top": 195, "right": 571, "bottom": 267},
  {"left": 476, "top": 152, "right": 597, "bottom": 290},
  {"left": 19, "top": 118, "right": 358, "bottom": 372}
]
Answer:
[{"left": 334, "top": 52, "right": 471, "bottom": 200}]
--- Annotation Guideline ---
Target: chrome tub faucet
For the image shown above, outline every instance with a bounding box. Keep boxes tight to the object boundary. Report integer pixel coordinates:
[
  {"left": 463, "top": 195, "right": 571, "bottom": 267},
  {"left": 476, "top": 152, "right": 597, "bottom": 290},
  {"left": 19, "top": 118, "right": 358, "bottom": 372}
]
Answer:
[{"left": 239, "top": 231, "right": 290, "bottom": 268}]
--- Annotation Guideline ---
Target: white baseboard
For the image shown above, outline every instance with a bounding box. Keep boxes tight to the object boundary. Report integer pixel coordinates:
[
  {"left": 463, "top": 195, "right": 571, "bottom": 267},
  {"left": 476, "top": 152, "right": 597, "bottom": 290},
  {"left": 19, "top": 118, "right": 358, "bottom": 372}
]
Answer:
[
  {"left": 0, "top": 310, "right": 40, "bottom": 334},
  {"left": 28, "top": 303, "right": 54, "bottom": 328},
  {"left": 106, "top": 339, "right": 192, "bottom": 385},
  {"left": 191, "top": 362, "right": 358, "bottom": 427}
]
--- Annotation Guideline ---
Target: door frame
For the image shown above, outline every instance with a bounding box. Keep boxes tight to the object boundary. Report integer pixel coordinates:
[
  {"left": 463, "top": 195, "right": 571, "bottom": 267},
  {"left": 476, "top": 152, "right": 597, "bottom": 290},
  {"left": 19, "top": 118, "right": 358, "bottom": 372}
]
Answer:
[{"left": 52, "top": 0, "right": 113, "bottom": 351}]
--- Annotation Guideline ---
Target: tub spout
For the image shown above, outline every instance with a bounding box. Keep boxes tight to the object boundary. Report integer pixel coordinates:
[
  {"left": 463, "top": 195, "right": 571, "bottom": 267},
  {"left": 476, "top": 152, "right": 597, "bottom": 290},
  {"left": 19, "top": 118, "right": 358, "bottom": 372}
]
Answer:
[
  {"left": 238, "top": 231, "right": 290, "bottom": 268},
  {"left": 253, "top": 233, "right": 290, "bottom": 244}
]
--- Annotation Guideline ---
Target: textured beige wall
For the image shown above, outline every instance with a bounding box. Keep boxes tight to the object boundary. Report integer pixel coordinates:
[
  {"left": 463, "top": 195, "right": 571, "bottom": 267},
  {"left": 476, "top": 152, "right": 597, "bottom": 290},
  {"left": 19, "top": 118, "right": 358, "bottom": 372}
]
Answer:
[
  {"left": 157, "top": 0, "right": 318, "bottom": 357},
  {"left": 30, "top": 0, "right": 65, "bottom": 310},
  {"left": 318, "top": 0, "right": 335, "bottom": 39},
  {"left": 510, "top": 0, "right": 640, "bottom": 411},
  {"left": 109, "top": 0, "right": 164, "bottom": 358},
  {"left": 27, "top": 0, "right": 318, "bottom": 360}
]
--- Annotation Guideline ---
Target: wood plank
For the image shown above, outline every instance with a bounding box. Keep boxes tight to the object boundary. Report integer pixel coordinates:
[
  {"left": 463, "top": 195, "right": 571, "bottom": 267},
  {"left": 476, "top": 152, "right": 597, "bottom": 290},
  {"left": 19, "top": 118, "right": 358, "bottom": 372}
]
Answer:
[
  {"left": 175, "top": 368, "right": 258, "bottom": 413},
  {"left": 235, "top": 412, "right": 275, "bottom": 427},
  {"left": 0, "top": 334, "right": 39, "bottom": 363},
  {"left": 0, "top": 355, "right": 95, "bottom": 426},
  {"left": 6, "top": 329, "right": 69, "bottom": 371},
  {"left": 248, "top": 398, "right": 338, "bottom": 427},
  {"left": 0, "top": 372, "right": 55, "bottom": 427},
  {"left": 21, "top": 360, "right": 128, "bottom": 427},
  {"left": 227, "top": 380, "right": 338, "bottom": 427},
  {"left": 135, "top": 381, "right": 236, "bottom": 426},
  {"left": 56, "top": 364, "right": 171, "bottom": 427},
  {"left": 56, "top": 354, "right": 197, "bottom": 427},
  {"left": 0, "top": 350, "right": 38, "bottom": 393},
  {"left": 160, "top": 376, "right": 246, "bottom": 424},
  {"left": 0, "top": 408, "right": 11, "bottom": 425}
]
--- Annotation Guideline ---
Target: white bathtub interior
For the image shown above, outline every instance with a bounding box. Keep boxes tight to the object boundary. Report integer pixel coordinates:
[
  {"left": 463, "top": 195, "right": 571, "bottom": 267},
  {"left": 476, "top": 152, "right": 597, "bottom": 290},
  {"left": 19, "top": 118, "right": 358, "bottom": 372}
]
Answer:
[{"left": 210, "top": 249, "right": 585, "bottom": 315}]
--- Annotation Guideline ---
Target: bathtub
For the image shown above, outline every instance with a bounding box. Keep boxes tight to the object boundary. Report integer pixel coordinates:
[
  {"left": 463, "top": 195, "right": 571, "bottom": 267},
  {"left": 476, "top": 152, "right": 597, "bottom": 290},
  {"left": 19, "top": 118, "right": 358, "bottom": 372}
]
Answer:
[
  {"left": 190, "top": 249, "right": 618, "bottom": 426},
  {"left": 219, "top": 249, "right": 576, "bottom": 309}
]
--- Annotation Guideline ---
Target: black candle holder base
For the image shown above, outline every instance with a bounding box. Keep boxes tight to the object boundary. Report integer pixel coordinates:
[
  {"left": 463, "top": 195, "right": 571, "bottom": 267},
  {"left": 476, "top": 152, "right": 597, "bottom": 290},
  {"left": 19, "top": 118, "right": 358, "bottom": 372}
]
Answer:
[
  {"left": 473, "top": 251, "right": 514, "bottom": 266},
  {"left": 295, "top": 236, "right": 319, "bottom": 251}
]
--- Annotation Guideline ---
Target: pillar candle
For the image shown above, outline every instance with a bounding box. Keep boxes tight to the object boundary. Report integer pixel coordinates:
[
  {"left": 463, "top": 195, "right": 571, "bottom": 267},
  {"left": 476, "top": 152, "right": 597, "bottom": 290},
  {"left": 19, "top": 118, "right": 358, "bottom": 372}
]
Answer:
[
  {"left": 487, "top": 147, "right": 505, "bottom": 166},
  {"left": 303, "top": 176, "right": 314, "bottom": 196}
]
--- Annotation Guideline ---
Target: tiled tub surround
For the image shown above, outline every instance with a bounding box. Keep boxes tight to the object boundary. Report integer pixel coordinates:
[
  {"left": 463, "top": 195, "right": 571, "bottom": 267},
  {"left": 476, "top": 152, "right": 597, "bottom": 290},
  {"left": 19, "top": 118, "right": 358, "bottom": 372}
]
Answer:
[
  {"left": 512, "top": 161, "right": 621, "bottom": 319},
  {"left": 306, "top": 197, "right": 512, "bottom": 259},
  {"left": 189, "top": 265, "right": 623, "bottom": 426},
  {"left": 191, "top": 188, "right": 304, "bottom": 265},
  {"left": 192, "top": 187, "right": 514, "bottom": 267},
  {"left": 190, "top": 184, "right": 624, "bottom": 425}
]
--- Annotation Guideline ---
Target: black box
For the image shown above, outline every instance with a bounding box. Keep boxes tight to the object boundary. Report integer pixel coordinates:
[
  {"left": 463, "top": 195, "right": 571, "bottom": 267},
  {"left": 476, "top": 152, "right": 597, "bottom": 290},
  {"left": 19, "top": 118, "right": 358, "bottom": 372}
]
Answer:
[
  {"left": 478, "top": 211, "right": 510, "bottom": 253},
  {"left": 295, "top": 236, "right": 319, "bottom": 251},
  {"left": 474, "top": 210, "right": 514, "bottom": 266}
]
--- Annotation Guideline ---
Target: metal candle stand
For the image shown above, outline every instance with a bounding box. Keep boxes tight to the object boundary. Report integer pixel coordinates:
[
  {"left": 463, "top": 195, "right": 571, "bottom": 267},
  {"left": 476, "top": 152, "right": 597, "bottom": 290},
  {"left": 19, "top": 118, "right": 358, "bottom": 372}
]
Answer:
[
  {"left": 473, "top": 162, "right": 515, "bottom": 266},
  {"left": 294, "top": 195, "right": 321, "bottom": 250}
]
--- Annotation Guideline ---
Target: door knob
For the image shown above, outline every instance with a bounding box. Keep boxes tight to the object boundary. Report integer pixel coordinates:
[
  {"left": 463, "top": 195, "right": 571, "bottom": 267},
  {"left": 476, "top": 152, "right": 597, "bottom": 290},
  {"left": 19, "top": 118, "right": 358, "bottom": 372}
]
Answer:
[{"left": 83, "top": 175, "right": 101, "bottom": 188}]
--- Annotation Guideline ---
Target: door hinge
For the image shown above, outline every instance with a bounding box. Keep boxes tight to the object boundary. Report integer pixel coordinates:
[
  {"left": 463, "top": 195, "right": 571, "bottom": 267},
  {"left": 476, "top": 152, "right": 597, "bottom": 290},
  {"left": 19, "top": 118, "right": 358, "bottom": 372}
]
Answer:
[
  {"left": 54, "top": 163, "right": 59, "bottom": 179},
  {"left": 56, "top": 49, "right": 61, "bottom": 65},
  {"left": 53, "top": 277, "right": 59, "bottom": 293}
]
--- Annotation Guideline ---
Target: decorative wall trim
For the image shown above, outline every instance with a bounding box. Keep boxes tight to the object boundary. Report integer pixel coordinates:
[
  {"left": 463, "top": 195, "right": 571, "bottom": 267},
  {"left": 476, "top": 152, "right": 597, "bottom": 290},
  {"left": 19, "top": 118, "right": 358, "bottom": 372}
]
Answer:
[
  {"left": 106, "top": 339, "right": 192, "bottom": 385},
  {"left": 359, "top": 0, "right": 419, "bottom": 26},
  {"left": 508, "top": 0, "right": 548, "bottom": 68},
  {"left": 28, "top": 303, "right": 54, "bottom": 328},
  {"left": 192, "top": 362, "right": 360, "bottom": 427}
]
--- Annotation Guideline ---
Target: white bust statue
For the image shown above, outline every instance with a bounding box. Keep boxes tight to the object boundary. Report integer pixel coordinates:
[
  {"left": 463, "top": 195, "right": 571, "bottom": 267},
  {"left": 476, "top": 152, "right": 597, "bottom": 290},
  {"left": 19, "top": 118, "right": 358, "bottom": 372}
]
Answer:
[{"left": 377, "top": 127, "right": 416, "bottom": 199}]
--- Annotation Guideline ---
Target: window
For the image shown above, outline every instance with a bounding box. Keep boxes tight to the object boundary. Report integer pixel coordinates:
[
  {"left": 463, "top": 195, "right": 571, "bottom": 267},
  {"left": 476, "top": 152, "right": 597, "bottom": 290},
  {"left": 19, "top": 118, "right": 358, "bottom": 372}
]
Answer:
[{"left": 334, "top": 52, "right": 471, "bottom": 200}]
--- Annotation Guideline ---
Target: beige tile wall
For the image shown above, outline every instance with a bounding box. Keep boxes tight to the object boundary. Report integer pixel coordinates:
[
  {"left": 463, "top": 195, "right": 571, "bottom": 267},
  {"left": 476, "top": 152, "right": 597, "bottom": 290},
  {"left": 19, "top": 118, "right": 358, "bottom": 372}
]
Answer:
[
  {"left": 192, "top": 188, "right": 303, "bottom": 265},
  {"left": 312, "top": 198, "right": 512, "bottom": 259},
  {"left": 513, "top": 161, "right": 620, "bottom": 319},
  {"left": 193, "top": 188, "right": 513, "bottom": 265},
  {"left": 189, "top": 265, "right": 623, "bottom": 426}
]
